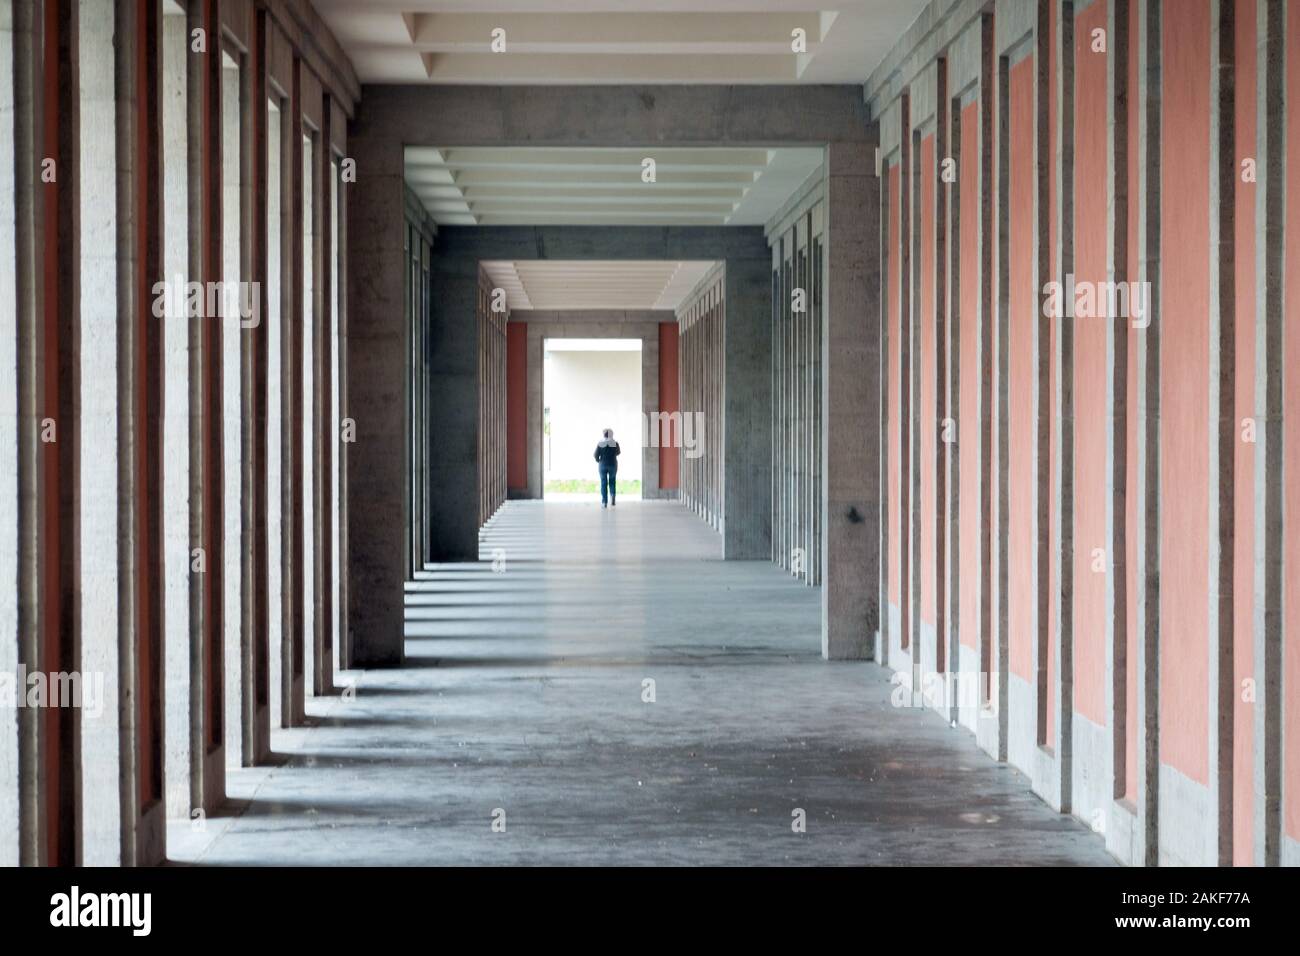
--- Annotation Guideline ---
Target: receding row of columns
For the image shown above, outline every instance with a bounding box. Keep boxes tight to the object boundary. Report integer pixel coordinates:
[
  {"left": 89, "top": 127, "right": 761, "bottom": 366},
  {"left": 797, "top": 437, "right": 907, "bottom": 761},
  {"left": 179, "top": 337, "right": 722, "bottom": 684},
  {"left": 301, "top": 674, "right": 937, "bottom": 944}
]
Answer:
[
  {"left": 676, "top": 266, "right": 724, "bottom": 531},
  {"left": 768, "top": 203, "right": 825, "bottom": 586},
  {"left": 0, "top": 0, "right": 356, "bottom": 866},
  {"left": 477, "top": 266, "right": 507, "bottom": 526}
]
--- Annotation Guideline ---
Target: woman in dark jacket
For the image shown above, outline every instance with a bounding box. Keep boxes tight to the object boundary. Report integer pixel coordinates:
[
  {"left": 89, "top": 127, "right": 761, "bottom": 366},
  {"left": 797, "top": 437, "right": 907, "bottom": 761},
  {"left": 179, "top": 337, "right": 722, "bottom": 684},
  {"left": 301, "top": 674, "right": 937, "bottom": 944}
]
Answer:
[{"left": 594, "top": 428, "right": 621, "bottom": 507}]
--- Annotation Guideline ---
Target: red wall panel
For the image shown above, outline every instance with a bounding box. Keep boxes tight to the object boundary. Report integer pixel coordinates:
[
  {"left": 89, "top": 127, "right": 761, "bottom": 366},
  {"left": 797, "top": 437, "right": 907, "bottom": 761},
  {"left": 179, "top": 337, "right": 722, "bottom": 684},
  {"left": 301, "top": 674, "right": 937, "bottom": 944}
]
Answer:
[
  {"left": 888, "top": 164, "right": 902, "bottom": 605},
  {"left": 959, "top": 102, "right": 980, "bottom": 652},
  {"left": 1159, "top": 3, "right": 1212, "bottom": 786},
  {"left": 658, "top": 322, "right": 680, "bottom": 490},
  {"left": 1124, "top": 0, "right": 1141, "bottom": 804},
  {"left": 506, "top": 323, "right": 528, "bottom": 491},
  {"left": 1008, "top": 56, "right": 1036, "bottom": 682},
  {"left": 920, "top": 135, "right": 938, "bottom": 628}
]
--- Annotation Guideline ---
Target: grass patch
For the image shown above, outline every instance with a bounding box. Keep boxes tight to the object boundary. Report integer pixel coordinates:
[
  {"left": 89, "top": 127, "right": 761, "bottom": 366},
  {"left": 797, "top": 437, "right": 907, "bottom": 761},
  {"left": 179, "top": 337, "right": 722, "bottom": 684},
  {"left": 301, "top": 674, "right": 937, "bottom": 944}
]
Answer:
[{"left": 545, "top": 478, "right": 641, "bottom": 494}]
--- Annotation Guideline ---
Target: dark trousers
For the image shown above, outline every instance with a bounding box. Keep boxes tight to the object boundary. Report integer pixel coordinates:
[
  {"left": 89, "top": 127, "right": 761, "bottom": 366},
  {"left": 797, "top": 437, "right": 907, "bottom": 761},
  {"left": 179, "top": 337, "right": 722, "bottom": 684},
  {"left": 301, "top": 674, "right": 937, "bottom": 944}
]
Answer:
[{"left": 599, "top": 466, "right": 617, "bottom": 504}]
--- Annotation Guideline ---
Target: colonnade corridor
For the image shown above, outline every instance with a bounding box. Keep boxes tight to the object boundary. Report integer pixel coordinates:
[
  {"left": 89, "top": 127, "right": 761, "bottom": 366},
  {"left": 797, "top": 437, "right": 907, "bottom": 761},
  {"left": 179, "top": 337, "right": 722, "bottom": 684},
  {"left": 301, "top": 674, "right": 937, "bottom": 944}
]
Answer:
[
  {"left": 4, "top": 0, "right": 1296, "bottom": 938},
  {"left": 168, "top": 501, "right": 1111, "bottom": 866}
]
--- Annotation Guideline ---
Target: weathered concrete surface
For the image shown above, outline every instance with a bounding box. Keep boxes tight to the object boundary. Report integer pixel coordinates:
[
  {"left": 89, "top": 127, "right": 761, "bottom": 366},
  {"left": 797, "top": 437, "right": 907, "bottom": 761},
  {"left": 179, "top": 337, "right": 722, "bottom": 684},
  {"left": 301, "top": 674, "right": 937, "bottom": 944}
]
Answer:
[
  {"left": 722, "top": 256, "right": 772, "bottom": 559},
  {"left": 346, "top": 112, "right": 406, "bottom": 668},
  {"left": 822, "top": 142, "right": 879, "bottom": 659},
  {"left": 358, "top": 85, "right": 873, "bottom": 149},
  {"left": 169, "top": 501, "right": 1114, "bottom": 866},
  {"left": 426, "top": 257, "right": 480, "bottom": 562}
]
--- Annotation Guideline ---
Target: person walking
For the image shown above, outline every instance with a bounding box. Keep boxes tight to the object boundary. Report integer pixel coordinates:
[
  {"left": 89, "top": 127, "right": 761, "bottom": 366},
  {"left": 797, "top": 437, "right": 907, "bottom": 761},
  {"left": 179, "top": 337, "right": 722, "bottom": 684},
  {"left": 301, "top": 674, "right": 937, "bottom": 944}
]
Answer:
[{"left": 593, "top": 428, "right": 621, "bottom": 508}]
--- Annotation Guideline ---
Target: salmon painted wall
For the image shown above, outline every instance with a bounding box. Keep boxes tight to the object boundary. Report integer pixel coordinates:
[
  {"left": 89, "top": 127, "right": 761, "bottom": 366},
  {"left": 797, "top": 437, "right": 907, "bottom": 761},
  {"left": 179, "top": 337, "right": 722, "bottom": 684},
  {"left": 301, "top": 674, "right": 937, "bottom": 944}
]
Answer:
[
  {"left": 506, "top": 323, "right": 528, "bottom": 492},
  {"left": 1160, "top": 2, "right": 1211, "bottom": 787},
  {"left": 869, "top": 0, "right": 1299, "bottom": 866},
  {"left": 1285, "top": 3, "right": 1300, "bottom": 842},
  {"left": 1073, "top": 0, "right": 1108, "bottom": 729},
  {"left": 1008, "top": 55, "right": 1035, "bottom": 683},
  {"left": 1124, "top": 0, "right": 1141, "bottom": 804},
  {"left": 958, "top": 101, "right": 980, "bottom": 654},
  {"left": 920, "top": 135, "right": 938, "bottom": 629},
  {"left": 658, "top": 322, "right": 680, "bottom": 490},
  {"left": 888, "top": 163, "right": 902, "bottom": 605},
  {"left": 1233, "top": 0, "right": 1257, "bottom": 862}
]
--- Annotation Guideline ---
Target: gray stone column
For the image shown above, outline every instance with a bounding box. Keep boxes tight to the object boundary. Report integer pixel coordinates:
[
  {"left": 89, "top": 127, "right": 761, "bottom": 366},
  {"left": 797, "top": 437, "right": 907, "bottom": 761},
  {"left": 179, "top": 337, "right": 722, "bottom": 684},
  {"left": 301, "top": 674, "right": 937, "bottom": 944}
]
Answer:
[
  {"left": 821, "top": 141, "right": 880, "bottom": 659},
  {"left": 721, "top": 256, "right": 772, "bottom": 559},
  {"left": 345, "top": 129, "right": 406, "bottom": 666},
  {"left": 0, "top": 0, "right": 20, "bottom": 867},
  {"left": 426, "top": 258, "right": 481, "bottom": 560}
]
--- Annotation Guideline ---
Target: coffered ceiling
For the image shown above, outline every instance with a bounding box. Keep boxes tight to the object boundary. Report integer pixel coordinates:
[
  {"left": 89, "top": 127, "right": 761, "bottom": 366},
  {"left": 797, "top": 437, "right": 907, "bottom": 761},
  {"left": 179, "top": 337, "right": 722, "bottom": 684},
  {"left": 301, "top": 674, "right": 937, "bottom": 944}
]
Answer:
[{"left": 311, "top": 1, "right": 921, "bottom": 85}]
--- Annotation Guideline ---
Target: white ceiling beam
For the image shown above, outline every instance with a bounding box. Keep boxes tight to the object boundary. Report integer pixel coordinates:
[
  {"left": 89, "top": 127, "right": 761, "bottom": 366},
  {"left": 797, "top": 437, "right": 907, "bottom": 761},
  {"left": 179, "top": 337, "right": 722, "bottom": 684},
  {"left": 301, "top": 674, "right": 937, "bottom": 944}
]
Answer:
[
  {"left": 440, "top": 147, "right": 773, "bottom": 169},
  {"left": 460, "top": 186, "right": 748, "bottom": 201},
  {"left": 406, "top": 12, "right": 825, "bottom": 49},
  {"left": 476, "top": 213, "right": 728, "bottom": 225},
  {"left": 453, "top": 168, "right": 759, "bottom": 188},
  {"left": 468, "top": 202, "right": 733, "bottom": 217},
  {"left": 466, "top": 196, "right": 738, "bottom": 210},
  {"left": 420, "top": 52, "right": 801, "bottom": 83}
]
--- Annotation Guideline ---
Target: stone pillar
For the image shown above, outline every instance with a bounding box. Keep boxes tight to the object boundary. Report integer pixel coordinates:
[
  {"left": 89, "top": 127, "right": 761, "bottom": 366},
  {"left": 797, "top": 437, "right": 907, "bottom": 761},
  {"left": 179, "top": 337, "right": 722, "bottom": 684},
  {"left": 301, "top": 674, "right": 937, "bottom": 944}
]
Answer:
[
  {"left": 821, "top": 141, "right": 880, "bottom": 659},
  {"left": 426, "top": 257, "right": 481, "bottom": 559},
  {"left": 721, "top": 255, "right": 772, "bottom": 559},
  {"left": 311, "top": 95, "right": 336, "bottom": 697},
  {"left": 345, "top": 108, "right": 406, "bottom": 666},
  {"left": 78, "top": 0, "right": 123, "bottom": 865},
  {"left": 0, "top": 0, "right": 20, "bottom": 867}
]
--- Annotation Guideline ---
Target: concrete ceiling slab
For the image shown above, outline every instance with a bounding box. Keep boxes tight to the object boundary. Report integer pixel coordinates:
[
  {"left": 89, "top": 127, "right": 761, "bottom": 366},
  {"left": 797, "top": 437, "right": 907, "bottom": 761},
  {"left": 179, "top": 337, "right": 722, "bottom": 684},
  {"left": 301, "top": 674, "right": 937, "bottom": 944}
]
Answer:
[
  {"left": 480, "top": 259, "right": 717, "bottom": 310},
  {"left": 311, "top": 1, "right": 921, "bottom": 85},
  {"left": 405, "top": 145, "right": 823, "bottom": 226}
]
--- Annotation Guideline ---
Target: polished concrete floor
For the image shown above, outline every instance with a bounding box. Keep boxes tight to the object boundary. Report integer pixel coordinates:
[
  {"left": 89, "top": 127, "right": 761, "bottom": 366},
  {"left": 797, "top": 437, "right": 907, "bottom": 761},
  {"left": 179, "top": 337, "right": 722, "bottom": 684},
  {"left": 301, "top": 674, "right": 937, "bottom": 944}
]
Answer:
[{"left": 169, "top": 500, "right": 1115, "bottom": 865}]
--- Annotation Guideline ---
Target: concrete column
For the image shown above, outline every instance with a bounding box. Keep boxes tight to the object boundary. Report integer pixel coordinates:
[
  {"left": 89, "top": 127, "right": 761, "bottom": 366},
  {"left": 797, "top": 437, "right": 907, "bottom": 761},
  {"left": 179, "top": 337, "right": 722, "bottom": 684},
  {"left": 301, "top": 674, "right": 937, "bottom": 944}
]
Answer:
[
  {"left": 111, "top": 0, "right": 167, "bottom": 867},
  {"left": 266, "top": 95, "right": 283, "bottom": 727},
  {"left": 281, "top": 55, "right": 306, "bottom": 723},
  {"left": 345, "top": 119, "right": 406, "bottom": 666},
  {"left": 821, "top": 141, "right": 879, "bottom": 659},
  {"left": 77, "top": 0, "right": 122, "bottom": 865},
  {"left": 722, "top": 256, "right": 772, "bottom": 559},
  {"left": 11, "top": 0, "right": 41, "bottom": 866},
  {"left": 194, "top": 0, "right": 227, "bottom": 812},
  {"left": 161, "top": 5, "right": 193, "bottom": 825},
  {"left": 312, "top": 101, "right": 336, "bottom": 698},
  {"left": 1252, "top": 0, "right": 1286, "bottom": 867},
  {"left": 334, "top": 120, "right": 351, "bottom": 670},
  {"left": 301, "top": 130, "right": 316, "bottom": 693},
  {"left": 220, "top": 51, "right": 245, "bottom": 767},
  {"left": 0, "top": 0, "right": 20, "bottom": 868},
  {"left": 244, "top": 10, "right": 271, "bottom": 760},
  {"left": 426, "top": 257, "right": 480, "bottom": 559}
]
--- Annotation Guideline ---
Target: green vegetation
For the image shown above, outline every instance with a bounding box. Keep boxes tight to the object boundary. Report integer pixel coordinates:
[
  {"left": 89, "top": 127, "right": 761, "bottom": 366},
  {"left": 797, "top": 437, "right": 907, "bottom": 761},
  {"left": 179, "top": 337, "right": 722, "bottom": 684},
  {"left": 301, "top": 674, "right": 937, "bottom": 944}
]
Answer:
[{"left": 544, "top": 478, "right": 642, "bottom": 494}]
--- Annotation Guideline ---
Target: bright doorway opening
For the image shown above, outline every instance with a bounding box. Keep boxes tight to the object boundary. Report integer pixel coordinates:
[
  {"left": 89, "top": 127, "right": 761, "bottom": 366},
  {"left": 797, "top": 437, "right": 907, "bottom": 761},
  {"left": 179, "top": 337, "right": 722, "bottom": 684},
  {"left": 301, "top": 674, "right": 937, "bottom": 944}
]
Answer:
[{"left": 543, "top": 338, "right": 642, "bottom": 501}]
